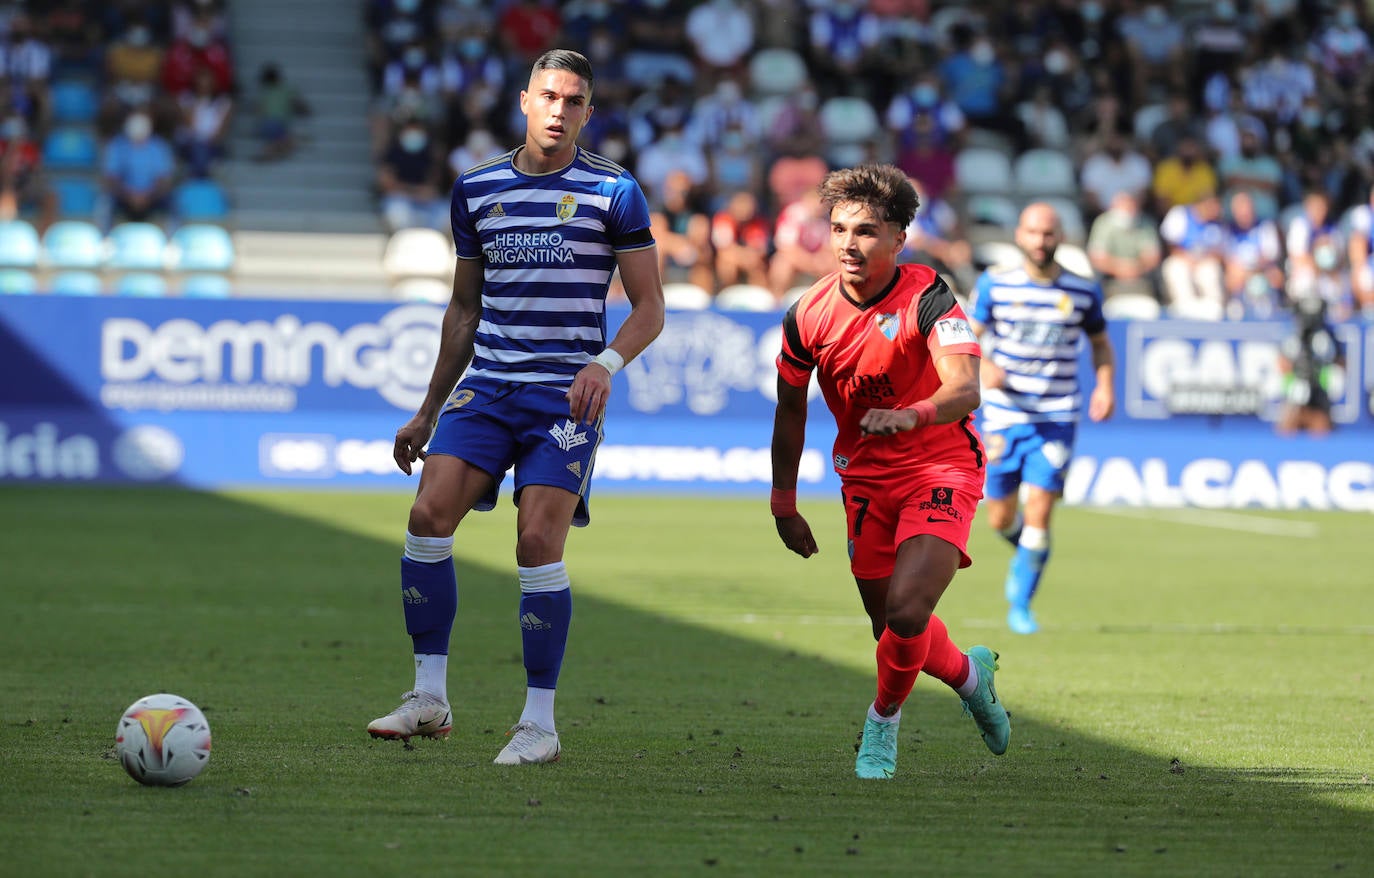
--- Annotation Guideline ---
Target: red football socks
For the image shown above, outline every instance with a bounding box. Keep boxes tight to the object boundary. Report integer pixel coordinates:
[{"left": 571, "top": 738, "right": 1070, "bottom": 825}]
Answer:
[
  {"left": 918, "top": 614, "right": 971, "bottom": 690},
  {"left": 873, "top": 615, "right": 970, "bottom": 715}
]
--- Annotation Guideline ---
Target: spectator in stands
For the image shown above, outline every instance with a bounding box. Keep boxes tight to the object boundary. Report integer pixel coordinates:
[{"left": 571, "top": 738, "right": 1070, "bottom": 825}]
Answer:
[
  {"left": 806, "top": 0, "right": 880, "bottom": 99},
  {"left": 902, "top": 176, "right": 972, "bottom": 293},
  {"left": 1087, "top": 190, "right": 1162, "bottom": 301},
  {"left": 1347, "top": 186, "right": 1374, "bottom": 318},
  {"left": 1242, "top": 42, "right": 1315, "bottom": 128},
  {"left": 377, "top": 115, "right": 447, "bottom": 232},
  {"left": 1148, "top": 91, "right": 1206, "bottom": 160},
  {"left": 710, "top": 190, "right": 770, "bottom": 291},
  {"left": 1190, "top": 2, "right": 1248, "bottom": 89},
  {"left": 1205, "top": 90, "right": 1260, "bottom": 163},
  {"left": 372, "top": 64, "right": 443, "bottom": 158},
  {"left": 364, "top": 0, "right": 435, "bottom": 93},
  {"left": 1152, "top": 135, "right": 1218, "bottom": 214},
  {"left": 1016, "top": 82, "right": 1071, "bottom": 151},
  {"left": 649, "top": 168, "right": 714, "bottom": 293},
  {"left": 44, "top": 0, "right": 105, "bottom": 73},
  {"left": 498, "top": 0, "right": 561, "bottom": 68},
  {"left": 446, "top": 127, "right": 500, "bottom": 182},
  {"left": 176, "top": 66, "right": 232, "bottom": 178},
  {"left": 1160, "top": 191, "right": 1227, "bottom": 319},
  {"left": 885, "top": 70, "right": 966, "bottom": 153},
  {"left": 437, "top": 0, "right": 497, "bottom": 53},
  {"left": 1316, "top": 2, "right": 1370, "bottom": 90},
  {"left": 686, "top": 0, "right": 756, "bottom": 84},
  {"left": 101, "top": 23, "right": 164, "bottom": 137},
  {"left": 0, "top": 112, "right": 54, "bottom": 230},
  {"left": 622, "top": 0, "right": 694, "bottom": 86},
  {"left": 1285, "top": 189, "right": 1349, "bottom": 319},
  {"left": 628, "top": 74, "right": 693, "bottom": 152},
  {"left": 438, "top": 33, "right": 504, "bottom": 135},
  {"left": 894, "top": 111, "right": 955, "bottom": 203},
  {"left": 761, "top": 80, "right": 825, "bottom": 165},
  {"left": 161, "top": 6, "right": 233, "bottom": 98},
  {"left": 100, "top": 109, "right": 176, "bottom": 227},
  {"left": 1118, "top": 2, "right": 1186, "bottom": 102},
  {"left": 768, "top": 187, "right": 831, "bottom": 297},
  {"left": 687, "top": 77, "right": 758, "bottom": 151},
  {"left": 1080, "top": 129, "right": 1153, "bottom": 218},
  {"left": 172, "top": 0, "right": 228, "bottom": 43},
  {"left": 0, "top": 14, "right": 52, "bottom": 136},
  {"left": 1219, "top": 122, "right": 1283, "bottom": 221},
  {"left": 938, "top": 27, "right": 1017, "bottom": 148},
  {"left": 252, "top": 62, "right": 310, "bottom": 163},
  {"left": 705, "top": 119, "right": 762, "bottom": 212},
  {"left": 634, "top": 119, "right": 708, "bottom": 205},
  {"left": 1222, "top": 190, "right": 1284, "bottom": 319}
]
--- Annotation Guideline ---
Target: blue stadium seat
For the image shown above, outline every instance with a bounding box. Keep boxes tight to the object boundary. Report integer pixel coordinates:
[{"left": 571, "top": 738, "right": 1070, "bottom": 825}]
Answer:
[
  {"left": 0, "top": 268, "right": 38, "bottom": 294},
  {"left": 169, "top": 224, "right": 234, "bottom": 273},
  {"left": 107, "top": 222, "right": 168, "bottom": 271},
  {"left": 42, "top": 126, "right": 98, "bottom": 171},
  {"left": 172, "top": 180, "right": 229, "bottom": 221},
  {"left": 42, "top": 219, "right": 105, "bottom": 269},
  {"left": 0, "top": 219, "right": 41, "bottom": 268},
  {"left": 51, "top": 176, "right": 100, "bottom": 218},
  {"left": 181, "top": 273, "right": 232, "bottom": 298},
  {"left": 49, "top": 270, "right": 103, "bottom": 295},
  {"left": 115, "top": 272, "right": 169, "bottom": 297},
  {"left": 51, "top": 80, "right": 98, "bottom": 124}
]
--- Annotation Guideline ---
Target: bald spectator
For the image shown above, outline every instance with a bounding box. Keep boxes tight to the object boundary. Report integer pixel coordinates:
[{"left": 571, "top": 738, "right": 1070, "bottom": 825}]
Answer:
[{"left": 1087, "top": 191, "right": 1162, "bottom": 300}]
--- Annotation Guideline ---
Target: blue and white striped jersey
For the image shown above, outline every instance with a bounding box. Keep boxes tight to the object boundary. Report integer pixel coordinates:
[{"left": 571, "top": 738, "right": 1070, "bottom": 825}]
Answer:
[
  {"left": 969, "top": 265, "right": 1107, "bottom": 429},
  {"left": 450, "top": 146, "right": 654, "bottom": 386}
]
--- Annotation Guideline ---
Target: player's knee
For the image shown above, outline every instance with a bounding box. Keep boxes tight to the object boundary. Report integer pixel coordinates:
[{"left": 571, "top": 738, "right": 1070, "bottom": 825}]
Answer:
[
  {"left": 884, "top": 599, "right": 934, "bottom": 639},
  {"left": 515, "top": 528, "right": 564, "bottom": 568},
  {"left": 407, "top": 496, "right": 457, "bottom": 538}
]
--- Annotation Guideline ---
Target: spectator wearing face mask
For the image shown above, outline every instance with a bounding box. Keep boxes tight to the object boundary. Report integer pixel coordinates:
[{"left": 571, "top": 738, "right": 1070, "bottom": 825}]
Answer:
[
  {"left": 937, "top": 27, "right": 1018, "bottom": 148},
  {"left": 1317, "top": 2, "right": 1370, "bottom": 89},
  {"left": 806, "top": 0, "right": 879, "bottom": 98},
  {"left": 1087, "top": 190, "right": 1162, "bottom": 301},
  {"left": 373, "top": 58, "right": 443, "bottom": 158},
  {"left": 886, "top": 72, "right": 965, "bottom": 152},
  {"left": 102, "top": 23, "right": 165, "bottom": 138},
  {"left": 162, "top": 8, "right": 234, "bottom": 98},
  {"left": 365, "top": 0, "right": 436, "bottom": 93},
  {"left": 1285, "top": 189, "right": 1349, "bottom": 318},
  {"left": 377, "top": 117, "right": 447, "bottom": 232},
  {"left": 100, "top": 110, "right": 176, "bottom": 228}
]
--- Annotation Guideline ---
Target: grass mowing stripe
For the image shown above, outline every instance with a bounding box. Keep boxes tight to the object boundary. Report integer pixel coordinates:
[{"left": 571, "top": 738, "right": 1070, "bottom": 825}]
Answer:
[{"left": 0, "top": 487, "right": 1370, "bottom": 876}]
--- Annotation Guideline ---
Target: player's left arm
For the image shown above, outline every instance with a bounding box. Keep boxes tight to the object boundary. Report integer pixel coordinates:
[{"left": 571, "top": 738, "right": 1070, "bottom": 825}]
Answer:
[
  {"left": 568, "top": 244, "right": 664, "bottom": 424},
  {"left": 1087, "top": 329, "right": 1116, "bottom": 422}
]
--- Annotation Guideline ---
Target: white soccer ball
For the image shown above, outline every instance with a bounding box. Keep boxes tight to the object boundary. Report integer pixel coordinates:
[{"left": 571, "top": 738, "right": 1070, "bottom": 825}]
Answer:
[{"left": 114, "top": 693, "right": 212, "bottom": 787}]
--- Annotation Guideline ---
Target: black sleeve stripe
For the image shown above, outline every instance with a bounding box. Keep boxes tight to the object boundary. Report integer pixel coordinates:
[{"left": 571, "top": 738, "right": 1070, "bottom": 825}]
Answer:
[
  {"left": 781, "top": 300, "right": 815, "bottom": 368},
  {"left": 611, "top": 226, "right": 654, "bottom": 249},
  {"left": 915, "top": 276, "right": 957, "bottom": 337}
]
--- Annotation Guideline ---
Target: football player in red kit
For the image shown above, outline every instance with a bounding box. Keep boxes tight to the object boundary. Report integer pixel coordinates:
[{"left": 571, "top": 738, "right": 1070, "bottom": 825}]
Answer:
[{"left": 769, "top": 164, "right": 1010, "bottom": 779}]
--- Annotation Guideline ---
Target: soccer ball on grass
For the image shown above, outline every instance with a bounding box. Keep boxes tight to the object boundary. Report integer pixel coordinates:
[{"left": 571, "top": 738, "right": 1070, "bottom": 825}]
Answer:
[{"left": 114, "top": 693, "right": 212, "bottom": 786}]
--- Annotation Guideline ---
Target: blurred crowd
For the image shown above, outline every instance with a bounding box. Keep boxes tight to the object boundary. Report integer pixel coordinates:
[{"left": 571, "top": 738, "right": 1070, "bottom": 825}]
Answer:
[{"left": 364, "top": 0, "right": 1374, "bottom": 321}]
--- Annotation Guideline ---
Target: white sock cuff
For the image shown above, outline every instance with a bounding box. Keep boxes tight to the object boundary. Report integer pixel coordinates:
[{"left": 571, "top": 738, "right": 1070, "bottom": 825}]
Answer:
[
  {"left": 1019, "top": 526, "right": 1049, "bottom": 551},
  {"left": 518, "top": 562, "right": 570, "bottom": 593},
  {"left": 404, "top": 531, "right": 454, "bottom": 563}
]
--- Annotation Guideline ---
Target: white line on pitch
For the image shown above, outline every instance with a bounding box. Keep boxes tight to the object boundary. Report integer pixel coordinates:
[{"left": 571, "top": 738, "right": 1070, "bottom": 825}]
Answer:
[{"left": 1090, "top": 506, "right": 1320, "bottom": 538}]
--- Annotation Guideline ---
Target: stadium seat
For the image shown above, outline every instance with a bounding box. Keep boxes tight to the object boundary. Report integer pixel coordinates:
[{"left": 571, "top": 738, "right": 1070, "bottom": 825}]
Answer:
[
  {"left": 382, "top": 227, "right": 452, "bottom": 279},
  {"left": 51, "top": 176, "right": 100, "bottom": 217},
  {"left": 41, "top": 219, "right": 105, "bottom": 269},
  {"left": 965, "top": 193, "right": 1020, "bottom": 230},
  {"left": 954, "top": 148, "right": 1013, "bottom": 194},
  {"left": 51, "top": 80, "right": 98, "bottom": 124},
  {"left": 819, "top": 97, "right": 879, "bottom": 166},
  {"left": 0, "top": 219, "right": 41, "bottom": 268},
  {"left": 973, "top": 240, "right": 1022, "bottom": 271},
  {"left": 107, "top": 222, "right": 169, "bottom": 271},
  {"left": 181, "top": 273, "right": 233, "bottom": 298},
  {"left": 1102, "top": 292, "right": 1162, "bottom": 321},
  {"left": 963, "top": 127, "right": 1015, "bottom": 157},
  {"left": 169, "top": 224, "right": 234, "bottom": 273},
  {"left": 1132, "top": 103, "right": 1169, "bottom": 143},
  {"left": 1041, "top": 196, "right": 1086, "bottom": 244},
  {"left": 748, "top": 48, "right": 808, "bottom": 97},
  {"left": 172, "top": 179, "right": 229, "bottom": 222},
  {"left": 0, "top": 267, "right": 37, "bottom": 294},
  {"left": 115, "top": 272, "right": 169, "bottom": 297},
  {"left": 1014, "top": 148, "right": 1078, "bottom": 197},
  {"left": 1054, "top": 243, "right": 1094, "bottom": 277},
  {"left": 662, "top": 282, "right": 712, "bottom": 310},
  {"left": 49, "top": 269, "right": 103, "bottom": 295},
  {"left": 42, "top": 126, "right": 98, "bottom": 171},
  {"left": 714, "top": 284, "right": 777, "bottom": 312},
  {"left": 390, "top": 276, "right": 451, "bottom": 303}
]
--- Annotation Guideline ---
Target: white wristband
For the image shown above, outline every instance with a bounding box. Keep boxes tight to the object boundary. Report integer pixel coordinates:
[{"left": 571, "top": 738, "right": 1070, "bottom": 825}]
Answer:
[{"left": 592, "top": 349, "right": 624, "bottom": 376}]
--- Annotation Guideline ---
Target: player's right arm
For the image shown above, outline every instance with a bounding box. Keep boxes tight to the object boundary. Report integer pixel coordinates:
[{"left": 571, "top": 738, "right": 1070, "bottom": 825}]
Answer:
[
  {"left": 393, "top": 256, "right": 483, "bottom": 474},
  {"left": 770, "top": 301, "right": 819, "bottom": 558}
]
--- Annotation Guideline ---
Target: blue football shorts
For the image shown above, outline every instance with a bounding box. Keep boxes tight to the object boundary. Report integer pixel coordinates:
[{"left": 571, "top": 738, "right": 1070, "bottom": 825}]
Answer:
[
  {"left": 426, "top": 376, "right": 602, "bottom": 526},
  {"left": 982, "top": 421, "right": 1077, "bottom": 499}
]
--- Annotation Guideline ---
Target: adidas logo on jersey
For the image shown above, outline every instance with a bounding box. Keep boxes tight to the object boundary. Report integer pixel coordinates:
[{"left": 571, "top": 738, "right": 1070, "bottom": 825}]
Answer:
[
  {"left": 520, "top": 612, "right": 551, "bottom": 631},
  {"left": 402, "top": 586, "right": 427, "bottom": 605},
  {"left": 485, "top": 202, "right": 506, "bottom": 219},
  {"left": 566, "top": 460, "right": 582, "bottom": 478}
]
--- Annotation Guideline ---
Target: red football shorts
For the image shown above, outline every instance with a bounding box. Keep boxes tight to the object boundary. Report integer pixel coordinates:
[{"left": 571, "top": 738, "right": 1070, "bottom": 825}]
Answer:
[{"left": 841, "top": 472, "right": 982, "bottom": 579}]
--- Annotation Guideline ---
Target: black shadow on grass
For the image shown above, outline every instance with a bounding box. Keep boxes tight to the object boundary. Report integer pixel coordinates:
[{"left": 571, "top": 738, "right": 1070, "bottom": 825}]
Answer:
[{"left": 0, "top": 486, "right": 1369, "bottom": 877}]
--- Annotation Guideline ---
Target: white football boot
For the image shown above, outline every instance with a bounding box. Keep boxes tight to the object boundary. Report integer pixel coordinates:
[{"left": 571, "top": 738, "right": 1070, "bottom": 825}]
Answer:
[
  {"left": 366, "top": 691, "right": 452, "bottom": 742},
  {"left": 493, "top": 721, "right": 560, "bottom": 765}
]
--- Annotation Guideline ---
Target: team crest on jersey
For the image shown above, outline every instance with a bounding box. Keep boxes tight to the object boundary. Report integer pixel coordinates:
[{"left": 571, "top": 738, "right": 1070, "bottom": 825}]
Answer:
[
  {"left": 557, "top": 194, "right": 577, "bottom": 222},
  {"left": 875, "top": 312, "right": 900, "bottom": 341},
  {"left": 1057, "top": 292, "right": 1074, "bottom": 315}
]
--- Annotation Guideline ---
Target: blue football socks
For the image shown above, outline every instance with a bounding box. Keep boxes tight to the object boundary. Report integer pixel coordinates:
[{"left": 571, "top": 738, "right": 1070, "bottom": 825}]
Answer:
[
  {"left": 518, "top": 563, "right": 573, "bottom": 691},
  {"left": 1004, "top": 526, "right": 1050, "bottom": 609},
  {"left": 401, "top": 532, "right": 457, "bottom": 656}
]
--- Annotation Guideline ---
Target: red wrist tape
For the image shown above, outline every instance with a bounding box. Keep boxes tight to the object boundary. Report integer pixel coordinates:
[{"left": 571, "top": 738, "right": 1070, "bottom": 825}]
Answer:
[
  {"left": 770, "top": 487, "right": 798, "bottom": 518},
  {"left": 908, "top": 400, "right": 937, "bottom": 428}
]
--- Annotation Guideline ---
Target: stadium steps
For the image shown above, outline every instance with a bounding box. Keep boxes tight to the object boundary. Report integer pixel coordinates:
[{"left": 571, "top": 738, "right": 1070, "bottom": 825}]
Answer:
[
  {"left": 224, "top": 0, "right": 379, "bottom": 237},
  {"left": 230, "top": 230, "right": 390, "bottom": 300}
]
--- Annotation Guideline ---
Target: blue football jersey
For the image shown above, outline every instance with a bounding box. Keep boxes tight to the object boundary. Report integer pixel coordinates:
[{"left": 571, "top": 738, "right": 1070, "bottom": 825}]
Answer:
[
  {"left": 450, "top": 146, "right": 654, "bottom": 386},
  {"left": 969, "top": 265, "right": 1106, "bottom": 430}
]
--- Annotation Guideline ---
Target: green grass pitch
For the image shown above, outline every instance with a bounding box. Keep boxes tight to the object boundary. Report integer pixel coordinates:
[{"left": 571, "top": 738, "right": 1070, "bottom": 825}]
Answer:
[{"left": 0, "top": 486, "right": 1370, "bottom": 876}]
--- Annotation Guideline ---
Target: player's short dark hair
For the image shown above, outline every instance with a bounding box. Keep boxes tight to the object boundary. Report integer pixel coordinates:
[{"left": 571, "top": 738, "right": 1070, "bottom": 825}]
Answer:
[
  {"left": 530, "top": 49, "right": 595, "bottom": 97},
  {"left": 818, "top": 164, "right": 920, "bottom": 230}
]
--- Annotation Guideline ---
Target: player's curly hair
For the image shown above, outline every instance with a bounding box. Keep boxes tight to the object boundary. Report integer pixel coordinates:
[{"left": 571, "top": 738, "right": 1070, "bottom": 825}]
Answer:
[
  {"left": 530, "top": 49, "right": 595, "bottom": 96},
  {"left": 817, "top": 164, "right": 920, "bottom": 230}
]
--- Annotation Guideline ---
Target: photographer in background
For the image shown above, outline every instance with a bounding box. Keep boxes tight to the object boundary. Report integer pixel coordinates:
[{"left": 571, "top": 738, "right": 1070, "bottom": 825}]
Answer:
[{"left": 1275, "top": 293, "right": 1344, "bottom": 436}]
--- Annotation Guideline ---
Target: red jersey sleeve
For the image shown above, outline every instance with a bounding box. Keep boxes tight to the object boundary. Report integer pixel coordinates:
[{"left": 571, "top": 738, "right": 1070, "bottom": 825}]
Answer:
[
  {"left": 775, "top": 298, "right": 814, "bottom": 387},
  {"left": 916, "top": 279, "right": 981, "bottom": 361}
]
